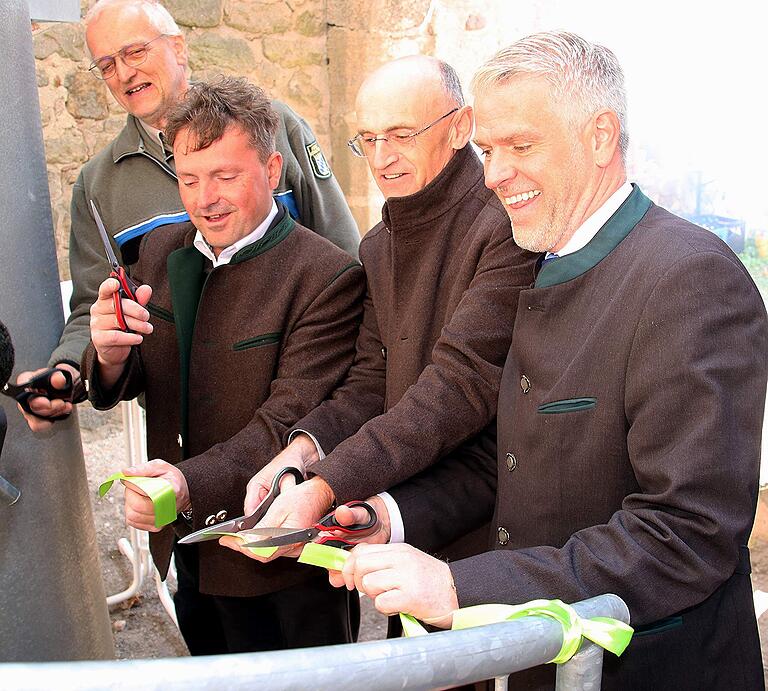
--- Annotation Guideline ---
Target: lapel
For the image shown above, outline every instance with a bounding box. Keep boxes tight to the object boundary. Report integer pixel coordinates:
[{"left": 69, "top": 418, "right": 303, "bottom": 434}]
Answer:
[{"left": 535, "top": 185, "right": 652, "bottom": 289}]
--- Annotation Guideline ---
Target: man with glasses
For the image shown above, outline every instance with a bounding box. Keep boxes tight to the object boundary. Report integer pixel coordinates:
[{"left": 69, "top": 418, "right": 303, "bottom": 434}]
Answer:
[
  {"left": 15, "top": 0, "right": 359, "bottom": 431},
  {"left": 222, "top": 56, "right": 537, "bottom": 590}
]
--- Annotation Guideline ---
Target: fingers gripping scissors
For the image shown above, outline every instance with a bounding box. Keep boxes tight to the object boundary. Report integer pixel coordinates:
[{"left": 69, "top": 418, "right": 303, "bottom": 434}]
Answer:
[
  {"left": 177, "top": 466, "right": 305, "bottom": 544},
  {"left": 2, "top": 368, "right": 87, "bottom": 421},
  {"left": 241, "top": 500, "right": 378, "bottom": 551},
  {"left": 90, "top": 200, "right": 139, "bottom": 332}
]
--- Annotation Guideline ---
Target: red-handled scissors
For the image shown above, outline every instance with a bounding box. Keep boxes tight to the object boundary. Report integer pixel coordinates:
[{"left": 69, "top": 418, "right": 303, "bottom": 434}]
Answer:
[
  {"left": 90, "top": 200, "right": 139, "bottom": 332},
  {"left": 241, "top": 501, "right": 378, "bottom": 550}
]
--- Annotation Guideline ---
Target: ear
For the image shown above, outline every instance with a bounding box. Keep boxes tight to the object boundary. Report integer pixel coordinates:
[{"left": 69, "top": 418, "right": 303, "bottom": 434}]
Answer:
[
  {"left": 266, "top": 151, "right": 283, "bottom": 191},
  {"left": 448, "top": 105, "right": 474, "bottom": 150},
  {"left": 169, "top": 33, "right": 188, "bottom": 67},
  {"left": 593, "top": 109, "right": 621, "bottom": 168}
]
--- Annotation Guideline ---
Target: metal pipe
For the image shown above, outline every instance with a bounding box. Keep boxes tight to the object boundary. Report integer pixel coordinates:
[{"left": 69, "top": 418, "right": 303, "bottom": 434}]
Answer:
[
  {"left": 556, "top": 639, "right": 605, "bottom": 690},
  {"left": 0, "top": 0, "right": 114, "bottom": 661},
  {"left": 0, "top": 595, "right": 629, "bottom": 689}
]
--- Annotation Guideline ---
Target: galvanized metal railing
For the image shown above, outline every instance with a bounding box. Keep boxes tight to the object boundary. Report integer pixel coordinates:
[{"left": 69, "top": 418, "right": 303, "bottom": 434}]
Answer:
[{"left": 1, "top": 594, "right": 629, "bottom": 690}]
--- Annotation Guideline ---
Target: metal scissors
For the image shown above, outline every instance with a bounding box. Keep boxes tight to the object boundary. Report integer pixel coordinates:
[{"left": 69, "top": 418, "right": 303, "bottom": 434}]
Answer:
[
  {"left": 177, "top": 466, "right": 305, "bottom": 544},
  {"left": 241, "top": 500, "right": 378, "bottom": 550},
  {"left": 2, "top": 367, "right": 87, "bottom": 420},
  {"left": 90, "top": 200, "right": 139, "bottom": 332}
]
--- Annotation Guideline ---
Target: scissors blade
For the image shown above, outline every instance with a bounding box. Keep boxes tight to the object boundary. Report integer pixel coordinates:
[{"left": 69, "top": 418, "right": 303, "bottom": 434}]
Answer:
[
  {"left": 89, "top": 200, "right": 120, "bottom": 269},
  {"left": 177, "top": 516, "right": 251, "bottom": 544},
  {"left": 242, "top": 527, "right": 319, "bottom": 549}
]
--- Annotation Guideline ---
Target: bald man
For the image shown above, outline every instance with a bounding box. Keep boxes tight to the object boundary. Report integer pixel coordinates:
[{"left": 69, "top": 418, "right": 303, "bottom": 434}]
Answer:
[{"left": 222, "top": 57, "right": 537, "bottom": 570}]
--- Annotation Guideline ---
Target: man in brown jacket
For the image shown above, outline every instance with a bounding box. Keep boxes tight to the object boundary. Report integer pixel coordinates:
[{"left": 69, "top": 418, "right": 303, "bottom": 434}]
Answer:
[
  {"left": 332, "top": 32, "right": 768, "bottom": 689},
  {"left": 222, "top": 57, "right": 537, "bottom": 561},
  {"left": 82, "top": 78, "right": 364, "bottom": 655}
]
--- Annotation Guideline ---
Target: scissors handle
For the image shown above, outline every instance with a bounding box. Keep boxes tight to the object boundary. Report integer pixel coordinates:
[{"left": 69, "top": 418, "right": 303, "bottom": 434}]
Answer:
[
  {"left": 1, "top": 367, "right": 87, "bottom": 421},
  {"left": 111, "top": 266, "right": 139, "bottom": 332},
  {"left": 236, "top": 466, "right": 305, "bottom": 532},
  {"left": 317, "top": 500, "right": 377, "bottom": 534}
]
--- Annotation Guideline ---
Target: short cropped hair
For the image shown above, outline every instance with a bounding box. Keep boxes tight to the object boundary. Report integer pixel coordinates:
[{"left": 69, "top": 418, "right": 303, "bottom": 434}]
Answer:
[
  {"left": 84, "top": 0, "right": 181, "bottom": 37},
  {"left": 164, "top": 77, "right": 279, "bottom": 162},
  {"left": 438, "top": 60, "right": 465, "bottom": 107},
  {"left": 471, "top": 31, "right": 629, "bottom": 159}
]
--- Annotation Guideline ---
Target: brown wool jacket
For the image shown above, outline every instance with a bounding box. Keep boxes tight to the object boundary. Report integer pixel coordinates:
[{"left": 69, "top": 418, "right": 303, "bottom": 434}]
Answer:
[
  {"left": 293, "top": 145, "right": 538, "bottom": 503},
  {"left": 83, "top": 208, "right": 365, "bottom": 597},
  {"left": 397, "top": 187, "right": 768, "bottom": 689}
]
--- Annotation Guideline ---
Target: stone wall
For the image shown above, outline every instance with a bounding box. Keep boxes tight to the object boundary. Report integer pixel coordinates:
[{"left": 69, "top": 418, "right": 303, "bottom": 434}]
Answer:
[{"left": 34, "top": 1, "right": 529, "bottom": 277}]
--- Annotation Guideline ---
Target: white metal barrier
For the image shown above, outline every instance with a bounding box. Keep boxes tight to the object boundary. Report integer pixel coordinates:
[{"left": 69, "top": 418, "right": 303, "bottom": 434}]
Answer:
[{"left": 0, "top": 594, "right": 630, "bottom": 690}]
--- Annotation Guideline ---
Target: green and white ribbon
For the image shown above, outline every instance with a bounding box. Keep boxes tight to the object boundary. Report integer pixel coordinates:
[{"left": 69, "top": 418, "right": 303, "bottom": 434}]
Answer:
[
  {"left": 98, "top": 472, "right": 177, "bottom": 529},
  {"left": 298, "top": 543, "right": 633, "bottom": 663}
]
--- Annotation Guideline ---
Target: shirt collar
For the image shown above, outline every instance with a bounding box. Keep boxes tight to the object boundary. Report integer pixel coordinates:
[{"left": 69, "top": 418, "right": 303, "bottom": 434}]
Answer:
[
  {"left": 551, "top": 182, "right": 633, "bottom": 259},
  {"left": 137, "top": 119, "right": 167, "bottom": 152},
  {"left": 193, "top": 200, "right": 279, "bottom": 267}
]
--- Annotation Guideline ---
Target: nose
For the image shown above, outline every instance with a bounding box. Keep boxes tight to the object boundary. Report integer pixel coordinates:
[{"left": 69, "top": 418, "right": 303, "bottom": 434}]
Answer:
[
  {"left": 196, "top": 180, "right": 220, "bottom": 210},
  {"left": 113, "top": 56, "right": 138, "bottom": 83},
  {"left": 371, "top": 138, "right": 398, "bottom": 170},
  {"left": 483, "top": 152, "right": 516, "bottom": 192}
]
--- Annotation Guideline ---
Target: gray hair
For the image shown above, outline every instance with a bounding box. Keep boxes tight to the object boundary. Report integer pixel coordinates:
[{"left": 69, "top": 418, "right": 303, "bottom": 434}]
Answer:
[
  {"left": 471, "top": 31, "right": 629, "bottom": 159},
  {"left": 163, "top": 77, "right": 278, "bottom": 162},
  {"left": 438, "top": 60, "right": 465, "bottom": 107},
  {"left": 85, "top": 0, "right": 181, "bottom": 36}
]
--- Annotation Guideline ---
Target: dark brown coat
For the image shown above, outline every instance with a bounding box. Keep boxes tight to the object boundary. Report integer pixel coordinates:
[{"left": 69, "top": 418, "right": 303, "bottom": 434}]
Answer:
[
  {"left": 84, "top": 209, "right": 364, "bottom": 597},
  {"left": 294, "top": 145, "right": 538, "bottom": 502}
]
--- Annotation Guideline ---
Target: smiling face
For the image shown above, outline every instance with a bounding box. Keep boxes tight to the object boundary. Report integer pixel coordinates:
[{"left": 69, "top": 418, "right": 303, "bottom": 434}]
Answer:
[
  {"left": 354, "top": 68, "right": 460, "bottom": 199},
  {"left": 85, "top": 3, "right": 188, "bottom": 129},
  {"left": 474, "top": 75, "right": 607, "bottom": 254},
  {"left": 174, "top": 124, "right": 283, "bottom": 256}
]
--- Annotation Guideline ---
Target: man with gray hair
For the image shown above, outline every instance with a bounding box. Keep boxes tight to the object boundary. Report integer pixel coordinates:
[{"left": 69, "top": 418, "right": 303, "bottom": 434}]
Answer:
[
  {"left": 330, "top": 32, "right": 767, "bottom": 688},
  {"left": 15, "top": 0, "right": 359, "bottom": 431},
  {"left": 82, "top": 76, "right": 364, "bottom": 655}
]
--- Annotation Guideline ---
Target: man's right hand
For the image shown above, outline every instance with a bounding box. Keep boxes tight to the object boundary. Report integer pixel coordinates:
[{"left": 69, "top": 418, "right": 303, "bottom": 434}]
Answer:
[
  {"left": 90, "top": 277, "right": 153, "bottom": 389},
  {"left": 15, "top": 363, "right": 79, "bottom": 433}
]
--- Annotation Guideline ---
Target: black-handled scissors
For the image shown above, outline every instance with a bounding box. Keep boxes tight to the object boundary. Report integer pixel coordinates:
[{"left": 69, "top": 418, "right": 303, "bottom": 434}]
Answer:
[
  {"left": 90, "top": 200, "right": 139, "bottom": 332},
  {"left": 177, "top": 466, "right": 305, "bottom": 544},
  {"left": 242, "top": 500, "right": 378, "bottom": 550},
  {"left": 2, "top": 367, "right": 87, "bottom": 421}
]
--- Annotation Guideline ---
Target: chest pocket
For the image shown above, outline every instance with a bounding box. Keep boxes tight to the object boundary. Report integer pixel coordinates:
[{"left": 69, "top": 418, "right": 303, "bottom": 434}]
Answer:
[
  {"left": 537, "top": 397, "right": 597, "bottom": 414},
  {"left": 233, "top": 332, "right": 282, "bottom": 351}
]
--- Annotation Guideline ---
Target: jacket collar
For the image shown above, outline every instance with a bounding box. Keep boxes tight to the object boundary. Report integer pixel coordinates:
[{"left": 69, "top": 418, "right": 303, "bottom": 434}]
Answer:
[
  {"left": 111, "top": 114, "right": 168, "bottom": 164},
  {"left": 535, "top": 184, "right": 652, "bottom": 289},
  {"left": 380, "top": 145, "right": 484, "bottom": 235}
]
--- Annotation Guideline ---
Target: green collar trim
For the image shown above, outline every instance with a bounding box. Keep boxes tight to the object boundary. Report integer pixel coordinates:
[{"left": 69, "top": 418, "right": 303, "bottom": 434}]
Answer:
[
  {"left": 230, "top": 209, "right": 295, "bottom": 264},
  {"left": 166, "top": 246, "right": 207, "bottom": 457},
  {"left": 535, "top": 185, "right": 651, "bottom": 289}
]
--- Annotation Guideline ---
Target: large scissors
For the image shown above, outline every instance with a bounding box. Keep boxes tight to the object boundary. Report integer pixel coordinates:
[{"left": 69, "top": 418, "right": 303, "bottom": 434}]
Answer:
[
  {"left": 2, "top": 367, "right": 87, "bottom": 420},
  {"left": 178, "top": 466, "right": 305, "bottom": 544},
  {"left": 90, "top": 200, "right": 139, "bottom": 332},
  {"left": 241, "top": 500, "right": 377, "bottom": 551}
]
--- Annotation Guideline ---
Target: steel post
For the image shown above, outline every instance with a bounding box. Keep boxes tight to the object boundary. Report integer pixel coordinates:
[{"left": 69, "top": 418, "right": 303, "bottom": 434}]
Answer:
[
  {"left": 0, "top": 594, "right": 629, "bottom": 689},
  {"left": 0, "top": 0, "right": 114, "bottom": 661}
]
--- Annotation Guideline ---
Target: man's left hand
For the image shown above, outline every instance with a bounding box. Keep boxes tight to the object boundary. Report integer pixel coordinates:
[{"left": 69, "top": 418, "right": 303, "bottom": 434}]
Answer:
[
  {"left": 122, "top": 459, "right": 190, "bottom": 532},
  {"left": 332, "top": 543, "right": 459, "bottom": 627}
]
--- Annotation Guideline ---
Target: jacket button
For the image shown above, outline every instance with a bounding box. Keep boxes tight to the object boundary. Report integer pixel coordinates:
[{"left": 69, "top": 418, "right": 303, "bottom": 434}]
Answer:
[
  {"left": 177, "top": 433, "right": 183, "bottom": 447},
  {"left": 520, "top": 375, "right": 531, "bottom": 393},
  {"left": 498, "top": 527, "right": 510, "bottom": 545},
  {"left": 204, "top": 514, "right": 216, "bottom": 526},
  {"left": 215, "top": 510, "right": 227, "bottom": 522},
  {"left": 505, "top": 453, "right": 517, "bottom": 471},
  {"left": 381, "top": 347, "right": 387, "bottom": 360}
]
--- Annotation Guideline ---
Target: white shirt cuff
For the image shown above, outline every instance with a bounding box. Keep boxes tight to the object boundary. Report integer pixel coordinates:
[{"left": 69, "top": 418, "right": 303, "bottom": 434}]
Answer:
[
  {"left": 288, "top": 429, "right": 325, "bottom": 461},
  {"left": 378, "top": 491, "right": 404, "bottom": 544}
]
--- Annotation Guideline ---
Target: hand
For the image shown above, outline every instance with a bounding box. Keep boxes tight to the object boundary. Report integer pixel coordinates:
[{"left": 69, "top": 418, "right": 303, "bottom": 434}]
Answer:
[
  {"left": 330, "top": 495, "right": 391, "bottom": 546},
  {"left": 121, "top": 459, "right": 190, "bottom": 532},
  {"left": 332, "top": 543, "right": 458, "bottom": 627},
  {"left": 219, "top": 476, "right": 335, "bottom": 562},
  {"left": 242, "top": 434, "right": 319, "bottom": 514},
  {"left": 90, "top": 277, "right": 153, "bottom": 389},
  {"left": 15, "top": 363, "right": 79, "bottom": 432}
]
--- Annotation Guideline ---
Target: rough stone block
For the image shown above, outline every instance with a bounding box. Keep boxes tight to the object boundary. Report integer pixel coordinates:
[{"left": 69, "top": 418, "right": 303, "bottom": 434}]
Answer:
[
  {"left": 263, "top": 35, "right": 324, "bottom": 69},
  {"left": 65, "top": 72, "right": 110, "bottom": 120},
  {"left": 225, "top": 0, "right": 292, "bottom": 35},
  {"left": 164, "top": 0, "right": 223, "bottom": 28},
  {"left": 189, "top": 32, "right": 256, "bottom": 72}
]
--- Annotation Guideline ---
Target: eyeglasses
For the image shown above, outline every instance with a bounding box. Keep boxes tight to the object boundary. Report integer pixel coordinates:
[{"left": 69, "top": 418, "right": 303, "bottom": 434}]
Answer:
[
  {"left": 347, "top": 107, "right": 459, "bottom": 158},
  {"left": 88, "top": 34, "right": 168, "bottom": 80}
]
